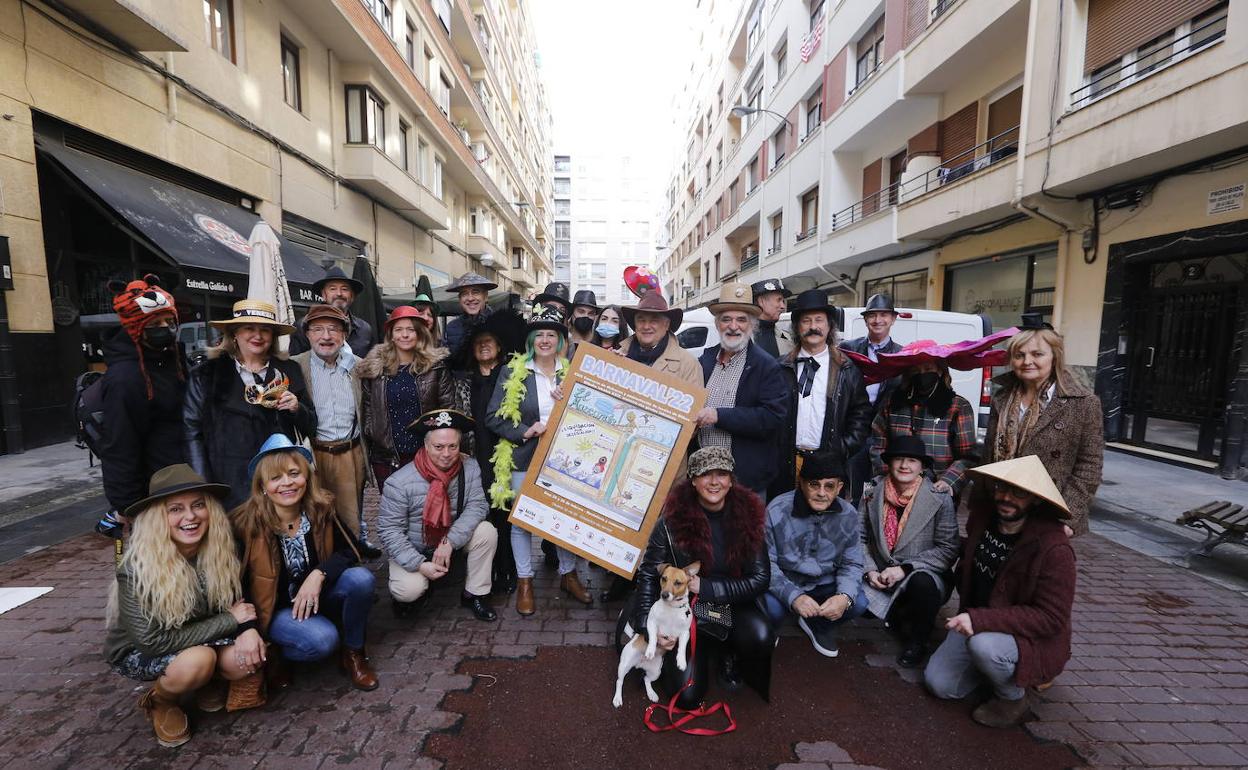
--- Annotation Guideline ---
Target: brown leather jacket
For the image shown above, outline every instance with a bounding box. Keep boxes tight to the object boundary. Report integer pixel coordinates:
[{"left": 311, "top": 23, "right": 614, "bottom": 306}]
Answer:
[{"left": 355, "top": 344, "right": 454, "bottom": 469}]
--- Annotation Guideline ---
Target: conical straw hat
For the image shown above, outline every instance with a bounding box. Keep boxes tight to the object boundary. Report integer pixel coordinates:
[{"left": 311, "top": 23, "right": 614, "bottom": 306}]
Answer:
[{"left": 968, "top": 455, "right": 1070, "bottom": 518}]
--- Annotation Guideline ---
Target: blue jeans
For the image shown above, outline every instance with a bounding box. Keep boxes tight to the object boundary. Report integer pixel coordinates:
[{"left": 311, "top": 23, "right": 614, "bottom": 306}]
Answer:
[
  {"left": 268, "top": 566, "right": 375, "bottom": 661},
  {"left": 762, "top": 582, "right": 870, "bottom": 628},
  {"left": 924, "top": 630, "right": 1025, "bottom": 701},
  {"left": 509, "top": 471, "right": 578, "bottom": 578}
]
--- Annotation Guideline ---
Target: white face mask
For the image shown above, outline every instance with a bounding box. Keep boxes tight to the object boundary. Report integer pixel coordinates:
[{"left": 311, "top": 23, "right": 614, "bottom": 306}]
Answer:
[{"left": 595, "top": 323, "right": 619, "bottom": 338}]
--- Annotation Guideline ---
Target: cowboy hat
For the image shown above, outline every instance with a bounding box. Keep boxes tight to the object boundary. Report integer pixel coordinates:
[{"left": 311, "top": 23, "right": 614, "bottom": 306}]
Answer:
[
  {"left": 750, "top": 278, "right": 792, "bottom": 301},
  {"left": 210, "top": 299, "right": 296, "bottom": 336},
  {"left": 843, "top": 327, "right": 1019, "bottom": 385},
  {"left": 708, "top": 281, "right": 762, "bottom": 317},
  {"left": 445, "top": 271, "right": 498, "bottom": 293},
  {"left": 124, "top": 464, "right": 232, "bottom": 518},
  {"left": 408, "top": 408, "right": 475, "bottom": 436},
  {"left": 880, "top": 434, "right": 934, "bottom": 468},
  {"left": 312, "top": 265, "right": 364, "bottom": 296},
  {"left": 968, "top": 455, "right": 1071, "bottom": 518},
  {"left": 620, "top": 292, "right": 684, "bottom": 330},
  {"left": 247, "top": 433, "right": 314, "bottom": 480}
]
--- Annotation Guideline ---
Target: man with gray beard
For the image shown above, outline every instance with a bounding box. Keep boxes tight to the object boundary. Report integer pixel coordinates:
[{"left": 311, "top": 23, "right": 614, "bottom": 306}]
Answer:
[{"left": 694, "top": 282, "right": 790, "bottom": 497}]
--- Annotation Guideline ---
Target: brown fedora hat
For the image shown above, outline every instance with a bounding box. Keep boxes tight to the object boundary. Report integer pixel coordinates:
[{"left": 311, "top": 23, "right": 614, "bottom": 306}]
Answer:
[
  {"left": 620, "top": 292, "right": 684, "bottom": 330},
  {"left": 300, "top": 303, "right": 350, "bottom": 331},
  {"left": 124, "top": 464, "right": 231, "bottom": 518}
]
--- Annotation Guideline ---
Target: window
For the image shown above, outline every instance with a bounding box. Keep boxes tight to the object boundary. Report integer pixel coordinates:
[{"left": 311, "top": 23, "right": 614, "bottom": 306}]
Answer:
[
  {"left": 554, "top": 155, "right": 571, "bottom": 173},
  {"left": 554, "top": 178, "right": 571, "bottom": 195},
  {"left": 729, "top": 180, "right": 739, "bottom": 211},
  {"left": 855, "top": 15, "right": 885, "bottom": 87},
  {"left": 554, "top": 199, "right": 571, "bottom": 215},
  {"left": 805, "top": 94, "right": 822, "bottom": 137},
  {"left": 865, "top": 269, "right": 928, "bottom": 310},
  {"left": 775, "top": 43, "right": 788, "bottom": 81},
  {"left": 203, "top": 0, "right": 235, "bottom": 62},
  {"left": 438, "top": 74, "right": 452, "bottom": 115},
  {"left": 363, "top": 0, "right": 393, "bottom": 36},
  {"left": 399, "top": 120, "right": 410, "bottom": 171},
  {"left": 433, "top": 158, "right": 444, "bottom": 199},
  {"left": 555, "top": 222, "right": 571, "bottom": 239},
  {"left": 417, "top": 139, "right": 429, "bottom": 183},
  {"left": 944, "top": 249, "right": 1056, "bottom": 331},
  {"left": 771, "top": 125, "right": 786, "bottom": 167},
  {"left": 744, "top": 70, "right": 763, "bottom": 130},
  {"left": 713, "top": 254, "right": 721, "bottom": 281},
  {"left": 554, "top": 240, "right": 570, "bottom": 258},
  {"left": 747, "top": 155, "right": 760, "bottom": 191},
  {"left": 746, "top": 3, "right": 762, "bottom": 55},
  {"left": 799, "top": 188, "right": 818, "bottom": 239},
  {"left": 809, "top": 0, "right": 825, "bottom": 31},
  {"left": 345, "top": 85, "right": 385, "bottom": 149},
  {"left": 405, "top": 20, "right": 417, "bottom": 69},
  {"left": 769, "top": 212, "right": 783, "bottom": 254},
  {"left": 280, "top": 36, "right": 301, "bottom": 111},
  {"left": 425, "top": 48, "right": 435, "bottom": 87},
  {"left": 432, "top": 0, "right": 452, "bottom": 32},
  {"left": 705, "top": 159, "right": 712, "bottom": 186}
]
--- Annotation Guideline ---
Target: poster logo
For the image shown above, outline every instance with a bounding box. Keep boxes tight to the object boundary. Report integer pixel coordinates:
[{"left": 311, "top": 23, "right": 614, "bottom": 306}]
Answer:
[{"left": 194, "top": 214, "right": 252, "bottom": 256}]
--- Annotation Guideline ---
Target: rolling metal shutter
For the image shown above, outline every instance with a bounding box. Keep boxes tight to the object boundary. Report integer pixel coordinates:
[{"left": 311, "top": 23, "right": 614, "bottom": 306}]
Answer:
[{"left": 1084, "top": 0, "right": 1221, "bottom": 73}]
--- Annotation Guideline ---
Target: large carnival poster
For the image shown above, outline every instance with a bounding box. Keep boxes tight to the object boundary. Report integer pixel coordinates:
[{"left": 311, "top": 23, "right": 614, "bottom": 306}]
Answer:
[{"left": 509, "top": 346, "right": 706, "bottom": 577}]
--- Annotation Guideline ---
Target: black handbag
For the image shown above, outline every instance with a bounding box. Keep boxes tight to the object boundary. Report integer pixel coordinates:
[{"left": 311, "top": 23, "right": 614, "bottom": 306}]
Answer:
[{"left": 664, "top": 522, "right": 733, "bottom": 641}]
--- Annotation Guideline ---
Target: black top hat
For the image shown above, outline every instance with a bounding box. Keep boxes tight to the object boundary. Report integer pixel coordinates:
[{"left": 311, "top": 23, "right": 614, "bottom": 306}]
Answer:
[
  {"left": 124, "top": 464, "right": 231, "bottom": 518},
  {"left": 750, "top": 278, "right": 792, "bottom": 301},
  {"left": 1020, "top": 312, "right": 1054, "bottom": 331},
  {"left": 408, "top": 408, "right": 475, "bottom": 436},
  {"left": 572, "top": 289, "right": 600, "bottom": 310},
  {"left": 861, "top": 293, "right": 898, "bottom": 315},
  {"left": 790, "top": 289, "right": 837, "bottom": 327},
  {"left": 535, "top": 282, "right": 571, "bottom": 309},
  {"left": 528, "top": 304, "right": 569, "bottom": 336},
  {"left": 312, "top": 266, "right": 365, "bottom": 296},
  {"left": 799, "top": 451, "right": 847, "bottom": 481},
  {"left": 880, "top": 434, "right": 934, "bottom": 468},
  {"left": 451, "top": 309, "right": 527, "bottom": 370}
]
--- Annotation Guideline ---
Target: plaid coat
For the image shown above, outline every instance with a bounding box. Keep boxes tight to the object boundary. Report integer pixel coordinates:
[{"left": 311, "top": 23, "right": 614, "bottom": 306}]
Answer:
[{"left": 869, "top": 384, "right": 978, "bottom": 494}]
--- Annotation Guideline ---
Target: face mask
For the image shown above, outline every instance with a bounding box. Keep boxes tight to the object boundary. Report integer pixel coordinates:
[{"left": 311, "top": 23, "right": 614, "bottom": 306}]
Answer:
[
  {"left": 571, "top": 316, "right": 595, "bottom": 334},
  {"left": 595, "top": 323, "right": 619, "bottom": 338},
  {"left": 913, "top": 371, "right": 940, "bottom": 390},
  {"left": 142, "top": 325, "right": 176, "bottom": 350}
]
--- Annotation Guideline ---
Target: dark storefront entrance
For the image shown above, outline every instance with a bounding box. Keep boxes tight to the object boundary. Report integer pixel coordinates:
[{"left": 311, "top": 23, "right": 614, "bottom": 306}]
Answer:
[
  {"left": 1096, "top": 220, "right": 1248, "bottom": 477},
  {"left": 6, "top": 119, "right": 323, "bottom": 454}
]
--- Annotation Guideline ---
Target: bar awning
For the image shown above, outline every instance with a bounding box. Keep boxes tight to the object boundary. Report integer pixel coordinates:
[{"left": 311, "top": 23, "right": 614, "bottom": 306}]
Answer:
[{"left": 37, "top": 140, "right": 324, "bottom": 297}]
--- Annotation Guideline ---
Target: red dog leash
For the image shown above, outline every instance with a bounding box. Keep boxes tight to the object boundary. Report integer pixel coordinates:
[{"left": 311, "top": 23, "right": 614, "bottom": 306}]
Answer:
[{"left": 642, "top": 597, "right": 737, "bottom": 736}]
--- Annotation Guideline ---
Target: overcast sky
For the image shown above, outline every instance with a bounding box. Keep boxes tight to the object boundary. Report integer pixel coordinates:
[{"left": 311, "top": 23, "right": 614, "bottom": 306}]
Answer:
[{"left": 529, "top": 0, "right": 699, "bottom": 214}]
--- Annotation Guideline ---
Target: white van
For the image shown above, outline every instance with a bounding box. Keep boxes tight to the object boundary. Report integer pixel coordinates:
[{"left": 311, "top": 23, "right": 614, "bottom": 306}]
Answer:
[{"left": 675, "top": 306, "right": 995, "bottom": 433}]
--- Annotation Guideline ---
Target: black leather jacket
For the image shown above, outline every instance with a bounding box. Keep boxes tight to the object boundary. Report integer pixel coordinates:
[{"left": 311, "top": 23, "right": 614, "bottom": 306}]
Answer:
[
  {"left": 631, "top": 486, "right": 770, "bottom": 639},
  {"left": 778, "top": 345, "right": 872, "bottom": 457}
]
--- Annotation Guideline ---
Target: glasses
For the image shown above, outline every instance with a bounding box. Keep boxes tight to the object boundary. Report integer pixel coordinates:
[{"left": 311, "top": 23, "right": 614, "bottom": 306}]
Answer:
[{"left": 307, "top": 325, "right": 344, "bottom": 336}]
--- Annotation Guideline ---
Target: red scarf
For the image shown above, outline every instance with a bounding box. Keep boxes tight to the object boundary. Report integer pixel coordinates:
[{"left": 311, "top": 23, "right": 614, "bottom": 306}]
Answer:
[
  {"left": 882, "top": 475, "right": 920, "bottom": 552},
  {"left": 413, "top": 448, "right": 461, "bottom": 547}
]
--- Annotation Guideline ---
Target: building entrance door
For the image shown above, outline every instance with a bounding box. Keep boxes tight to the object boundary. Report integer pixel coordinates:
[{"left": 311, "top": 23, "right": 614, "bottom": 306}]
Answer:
[{"left": 1122, "top": 254, "right": 1246, "bottom": 460}]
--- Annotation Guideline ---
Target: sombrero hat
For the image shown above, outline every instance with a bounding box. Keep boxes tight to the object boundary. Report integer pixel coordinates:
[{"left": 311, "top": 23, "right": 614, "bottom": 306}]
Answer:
[{"left": 843, "top": 327, "right": 1019, "bottom": 385}]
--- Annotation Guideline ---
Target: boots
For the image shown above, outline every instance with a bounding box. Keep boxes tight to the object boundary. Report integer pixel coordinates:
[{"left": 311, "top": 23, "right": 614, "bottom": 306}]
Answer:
[
  {"left": 266, "top": 649, "right": 292, "bottom": 690},
  {"left": 193, "top": 677, "right": 227, "bottom": 712},
  {"left": 515, "top": 577, "right": 536, "bottom": 616},
  {"left": 138, "top": 682, "right": 190, "bottom": 748},
  {"left": 972, "top": 694, "right": 1031, "bottom": 728},
  {"left": 340, "top": 646, "right": 379, "bottom": 691},
  {"left": 560, "top": 571, "right": 593, "bottom": 605}
]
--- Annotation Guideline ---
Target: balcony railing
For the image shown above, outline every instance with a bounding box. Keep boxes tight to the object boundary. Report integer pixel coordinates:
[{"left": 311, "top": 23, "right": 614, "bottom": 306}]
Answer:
[
  {"left": 767, "top": 245, "right": 782, "bottom": 256},
  {"left": 795, "top": 226, "right": 817, "bottom": 243},
  {"left": 932, "top": 0, "right": 959, "bottom": 21},
  {"left": 830, "top": 126, "right": 1019, "bottom": 232},
  {"left": 739, "top": 252, "right": 759, "bottom": 272},
  {"left": 1070, "top": 11, "right": 1227, "bottom": 110}
]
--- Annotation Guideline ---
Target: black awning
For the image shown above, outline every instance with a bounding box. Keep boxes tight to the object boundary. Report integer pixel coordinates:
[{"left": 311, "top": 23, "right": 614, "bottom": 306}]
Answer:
[{"left": 37, "top": 140, "right": 324, "bottom": 293}]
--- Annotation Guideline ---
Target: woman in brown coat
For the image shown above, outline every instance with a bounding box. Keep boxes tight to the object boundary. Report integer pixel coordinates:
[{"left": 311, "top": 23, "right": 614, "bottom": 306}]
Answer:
[
  {"left": 357, "top": 306, "right": 455, "bottom": 488},
  {"left": 984, "top": 323, "right": 1104, "bottom": 536}
]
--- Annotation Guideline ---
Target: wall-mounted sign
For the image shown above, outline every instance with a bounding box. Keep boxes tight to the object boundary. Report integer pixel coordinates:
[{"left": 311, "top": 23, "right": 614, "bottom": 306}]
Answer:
[
  {"left": 0, "top": 236, "right": 12, "bottom": 290},
  {"left": 1208, "top": 183, "right": 1245, "bottom": 216},
  {"left": 184, "top": 276, "right": 237, "bottom": 294}
]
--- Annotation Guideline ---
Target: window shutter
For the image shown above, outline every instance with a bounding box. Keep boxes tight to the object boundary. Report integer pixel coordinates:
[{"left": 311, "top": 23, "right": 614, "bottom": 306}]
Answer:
[
  {"left": 861, "top": 159, "right": 882, "bottom": 215},
  {"left": 1084, "top": 0, "right": 1221, "bottom": 73},
  {"left": 941, "top": 102, "right": 978, "bottom": 163},
  {"left": 987, "top": 86, "right": 1023, "bottom": 145}
]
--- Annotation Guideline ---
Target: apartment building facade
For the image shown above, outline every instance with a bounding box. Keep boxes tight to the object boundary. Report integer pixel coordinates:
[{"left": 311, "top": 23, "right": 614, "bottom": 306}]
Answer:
[
  {"left": 553, "top": 152, "right": 654, "bottom": 306},
  {"left": 0, "top": 0, "right": 552, "bottom": 452},
  {"left": 659, "top": 0, "right": 1248, "bottom": 477}
]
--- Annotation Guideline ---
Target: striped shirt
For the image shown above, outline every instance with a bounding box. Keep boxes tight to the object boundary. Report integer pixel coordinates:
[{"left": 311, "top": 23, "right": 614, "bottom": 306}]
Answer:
[{"left": 309, "top": 348, "right": 358, "bottom": 442}]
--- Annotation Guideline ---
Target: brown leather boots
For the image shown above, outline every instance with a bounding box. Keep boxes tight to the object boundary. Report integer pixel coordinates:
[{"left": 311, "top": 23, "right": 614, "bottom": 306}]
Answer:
[
  {"left": 340, "top": 646, "right": 379, "bottom": 691},
  {"left": 138, "top": 682, "right": 190, "bottom": 748},
  {"left": 516, "top": 577, "right": 536, "bottom": 615},
  {"left": 560, "top": 572, "right": 592, "bottom": 605}
]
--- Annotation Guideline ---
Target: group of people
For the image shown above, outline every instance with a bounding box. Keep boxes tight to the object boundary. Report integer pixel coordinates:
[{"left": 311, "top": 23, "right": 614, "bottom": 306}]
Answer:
[{"left": 95, "top": 263, "right": 1102, "bottom": 748}]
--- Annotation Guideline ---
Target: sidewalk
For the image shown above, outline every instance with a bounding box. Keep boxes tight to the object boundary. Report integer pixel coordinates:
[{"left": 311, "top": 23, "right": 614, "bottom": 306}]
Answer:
[{"left": 0, "top": 442, "right": 105, "bottom": 565}]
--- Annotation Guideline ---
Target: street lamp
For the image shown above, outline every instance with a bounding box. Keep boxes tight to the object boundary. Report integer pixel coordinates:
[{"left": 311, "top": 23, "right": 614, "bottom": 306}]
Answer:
[{"left": 730, "top": 105, "right": 794, "bottom": 130}]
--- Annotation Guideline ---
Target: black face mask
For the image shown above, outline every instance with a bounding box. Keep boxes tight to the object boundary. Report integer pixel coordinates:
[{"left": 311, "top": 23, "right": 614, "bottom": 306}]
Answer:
[
  {"left": 571, "top": 316, "right": 595, "bottom": 335},
  {"left": 142, "top": 325, "right": 177, "bottom": 350},
  {"left": 912, "top": 371, "right": 941, "bottom": 391}
]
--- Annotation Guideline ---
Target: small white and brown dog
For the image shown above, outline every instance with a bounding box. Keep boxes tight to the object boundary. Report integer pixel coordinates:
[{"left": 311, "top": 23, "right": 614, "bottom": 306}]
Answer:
[{"left": 612, "top": 561, "right": 700, "bottom": 708}]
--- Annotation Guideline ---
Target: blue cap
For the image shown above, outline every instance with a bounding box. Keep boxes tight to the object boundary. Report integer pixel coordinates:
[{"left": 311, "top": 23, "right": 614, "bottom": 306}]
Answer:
[{"left": 247, "top": 433, "right": 314, "bottom": 480}]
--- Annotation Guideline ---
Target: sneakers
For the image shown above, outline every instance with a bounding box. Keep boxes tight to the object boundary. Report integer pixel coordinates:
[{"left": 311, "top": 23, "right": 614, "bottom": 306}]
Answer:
[{"left": 798, "top": 616, "right": 840, "bottom": 658}]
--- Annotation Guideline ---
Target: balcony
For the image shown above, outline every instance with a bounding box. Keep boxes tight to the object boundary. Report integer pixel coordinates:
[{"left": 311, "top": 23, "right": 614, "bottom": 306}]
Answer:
[
  {"left": 340, "top": 144, "right": 448, "bottom": 231},
  {"left": 830, "top": 183, "right": 900, "bottom": 232},
  {"left": 466, "top": 233, "right": 505, "bottom": 269},
  {"left": 903, "top": 0, "right": 1028, "bottom": 96},
  {"left": 897, "top": 128, "right": 1019, "bottom": 239},
  {"left": 824, "top": 56, "right": 937, "bottom": 153},
  {"left": 57, "top": 0, "right": 187, "bottom": 51}
]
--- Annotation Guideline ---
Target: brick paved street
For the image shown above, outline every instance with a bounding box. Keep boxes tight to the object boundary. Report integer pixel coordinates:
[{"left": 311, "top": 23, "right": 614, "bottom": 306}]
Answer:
[{"left": 3, "top": 504, "right": 1248, "bottom": 768}]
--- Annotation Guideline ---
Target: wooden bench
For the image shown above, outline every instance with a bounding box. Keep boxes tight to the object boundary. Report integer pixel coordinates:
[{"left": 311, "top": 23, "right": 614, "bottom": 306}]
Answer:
[{"left": 1175, "top": 500, "right": 1248, "bottom": 556}]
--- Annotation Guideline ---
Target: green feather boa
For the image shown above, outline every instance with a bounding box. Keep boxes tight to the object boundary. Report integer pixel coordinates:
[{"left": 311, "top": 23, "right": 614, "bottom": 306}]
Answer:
[{"left": 489, "top": 353, "right": 570, "bottom": 508}]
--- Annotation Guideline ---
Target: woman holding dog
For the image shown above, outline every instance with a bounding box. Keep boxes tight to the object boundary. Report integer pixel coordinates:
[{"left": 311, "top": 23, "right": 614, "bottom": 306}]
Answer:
[
  {"left": 485, "top": 304, "right": 592, "bottom": 614},
  {"left": 630, "top": 446, "right": 774, "bottom": 708},
  {"left": 232, "top": 434, "right": 379, "bottom": 691},
  {"left": 184, "top": 299, "right": 316, "bottom": 510},
  {"left": 357, "top": 305, "right": 455, "bottom": 489},
  {"left": 104, "top": 464, "right": 257, "bottom": 748}
]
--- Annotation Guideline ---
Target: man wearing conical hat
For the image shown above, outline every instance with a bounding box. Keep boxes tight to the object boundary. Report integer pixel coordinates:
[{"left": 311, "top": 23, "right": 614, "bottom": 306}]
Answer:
[{"left": 924, "top": 455, "right": 1077, "bottom": 729}]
